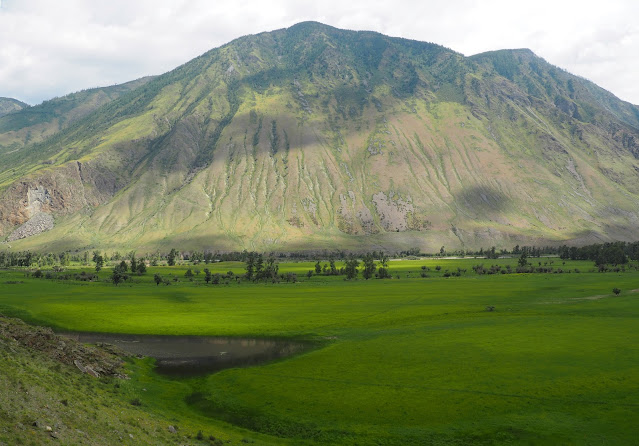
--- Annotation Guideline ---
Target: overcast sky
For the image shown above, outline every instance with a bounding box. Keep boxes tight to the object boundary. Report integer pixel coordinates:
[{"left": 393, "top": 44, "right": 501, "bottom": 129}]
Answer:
[{"left": 1, "top": 0, "right": 638, "bottom": 106}]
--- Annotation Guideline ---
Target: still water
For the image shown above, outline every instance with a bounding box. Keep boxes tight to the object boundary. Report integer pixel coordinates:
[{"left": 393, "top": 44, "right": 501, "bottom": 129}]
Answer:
[{"left": 60, "top": 332, "right": 311, "bottom": 376}]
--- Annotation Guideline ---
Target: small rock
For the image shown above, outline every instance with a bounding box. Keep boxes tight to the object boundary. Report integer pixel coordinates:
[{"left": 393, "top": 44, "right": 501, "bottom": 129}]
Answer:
[
  {"left": 85, "top": 366, "right": 100, "bottom": 378},
  {"left": 74, "top": 359, "right": 86, "bottom": 373},
  {"left": 45, "top": 426, "right": 52, "bottom": 432},
  {"left": 50, "top": 431, "right": 59, "bottom": 439},
  {"left": 168, "top": 425, "right": 177, "bottom": 433},
  {"left": 129, "top": 433, "right": 134, "bottom": 439}
]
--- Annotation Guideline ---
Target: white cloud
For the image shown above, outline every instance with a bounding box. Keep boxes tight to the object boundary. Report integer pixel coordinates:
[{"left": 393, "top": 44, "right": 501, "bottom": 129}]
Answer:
[{"left": 1, "top": 0, "right": 638, "bottom": 105}]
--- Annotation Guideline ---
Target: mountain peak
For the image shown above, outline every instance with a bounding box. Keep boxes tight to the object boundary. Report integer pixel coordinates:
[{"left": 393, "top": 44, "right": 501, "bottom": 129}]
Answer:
[{"left": 1, "top": 24, "right": 638, "bottom": 252}]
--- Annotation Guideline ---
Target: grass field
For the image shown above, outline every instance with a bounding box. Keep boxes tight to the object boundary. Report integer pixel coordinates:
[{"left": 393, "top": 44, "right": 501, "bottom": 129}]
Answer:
[{"left": 1, "top": 257, "right": 639, "bottom": 445}]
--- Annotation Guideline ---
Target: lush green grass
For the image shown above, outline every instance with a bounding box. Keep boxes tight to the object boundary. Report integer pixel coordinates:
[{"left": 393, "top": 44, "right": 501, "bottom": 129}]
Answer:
[{"left": 2, "top": 258, "right": 639, "bottom": 444}]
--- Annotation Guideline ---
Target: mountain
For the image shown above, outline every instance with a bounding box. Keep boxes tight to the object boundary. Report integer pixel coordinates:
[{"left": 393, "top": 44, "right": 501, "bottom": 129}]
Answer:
[
  {"left": 0, "top": 97, "right": 28, "bottom": 118},
  {"left": 1, "top": 22, "right": 638, "bottom": 253},
  {"left": 0, "top": 76, "right": 155, "bottom": 155}
]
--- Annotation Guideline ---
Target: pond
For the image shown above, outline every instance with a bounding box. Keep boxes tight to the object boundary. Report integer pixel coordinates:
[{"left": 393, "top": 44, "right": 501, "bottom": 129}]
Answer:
[{"left": 59, "top": 332, "right": 312, "bottom": 376}]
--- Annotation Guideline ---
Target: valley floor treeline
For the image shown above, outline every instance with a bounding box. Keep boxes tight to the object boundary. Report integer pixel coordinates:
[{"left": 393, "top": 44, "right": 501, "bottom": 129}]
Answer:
[{"left": 2, "top": 241, "right": 638, "bottom": 270}]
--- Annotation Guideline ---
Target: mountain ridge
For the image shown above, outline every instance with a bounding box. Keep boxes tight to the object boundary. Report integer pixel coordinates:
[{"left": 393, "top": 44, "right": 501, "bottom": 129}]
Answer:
[
  {"left": 1, "top": 22, "right": 638, "bottom": 253},
  {"left": 0, "top": 97, "right": 29, "bottom": 118},
  {"left": 0, "top": 76, "right": 155, "bottom": 156}
]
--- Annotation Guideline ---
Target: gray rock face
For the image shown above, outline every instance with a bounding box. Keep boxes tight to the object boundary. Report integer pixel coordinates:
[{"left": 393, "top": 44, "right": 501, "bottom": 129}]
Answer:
[
  {"left": 6, "top": 212, "right": 54, "bottom": 241},
  {"left": 26, "top": 186, "right": 52, "bottom": 217}
]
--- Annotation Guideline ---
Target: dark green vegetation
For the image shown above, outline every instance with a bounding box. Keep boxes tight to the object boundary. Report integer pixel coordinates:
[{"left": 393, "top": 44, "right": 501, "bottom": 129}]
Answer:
[
  {"left": 2, "top": 255, "right": 639, "bottom": 445},
  {"left": 1, "top": 22, "right": 639, "bottom": 252}
]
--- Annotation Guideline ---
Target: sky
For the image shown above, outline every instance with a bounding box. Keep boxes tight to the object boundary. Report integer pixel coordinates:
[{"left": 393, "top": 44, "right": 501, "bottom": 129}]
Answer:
[{"left": 1, "top": 0, "right": 638, "bottom": 106}]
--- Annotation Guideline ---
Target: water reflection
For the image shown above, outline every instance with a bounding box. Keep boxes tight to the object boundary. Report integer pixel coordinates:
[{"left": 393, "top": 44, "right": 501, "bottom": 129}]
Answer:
[{"left": 59, "top": 332, "right": 312, "bottom": 376}]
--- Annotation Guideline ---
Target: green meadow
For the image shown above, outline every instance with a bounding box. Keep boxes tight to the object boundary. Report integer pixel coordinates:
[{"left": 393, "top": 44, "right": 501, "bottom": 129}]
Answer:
[{"left": 1, "top": 257, "right": 639, "bottom": 445}]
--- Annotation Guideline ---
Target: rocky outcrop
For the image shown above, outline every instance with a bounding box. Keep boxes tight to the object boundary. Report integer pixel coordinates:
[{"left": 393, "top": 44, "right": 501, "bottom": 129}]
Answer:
[
  {"left": 372, "top": 191, "right": 415, "bottom": 232},
  {"left": 7, "top": 212, "right": 54, "bottom": 241},
  {"left": 0, "top": 314, "right": 127, "bottom": 378},
  {"left": 0, "top": 159, "right": 123, "bottom": 237}
]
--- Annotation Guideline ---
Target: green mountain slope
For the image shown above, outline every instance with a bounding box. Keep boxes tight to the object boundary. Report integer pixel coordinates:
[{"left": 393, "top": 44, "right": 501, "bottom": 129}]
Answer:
[
  {"left": 1, "top": 22, "right": 638, "bottom": 252},
  {"left": 0, "top": 76, "right": 154, "bottom": 154},
  {"left": 0, "top": 97, "right": 28, "bottom": 118}
]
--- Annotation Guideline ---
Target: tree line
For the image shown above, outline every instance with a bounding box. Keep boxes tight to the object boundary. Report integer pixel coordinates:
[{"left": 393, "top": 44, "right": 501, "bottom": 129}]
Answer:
[
  {"left": 558, "top": 242, "right": 639, "bottom": 265},
  {"left": 3, "top": 241, "right": 639, "bottom": 270}
]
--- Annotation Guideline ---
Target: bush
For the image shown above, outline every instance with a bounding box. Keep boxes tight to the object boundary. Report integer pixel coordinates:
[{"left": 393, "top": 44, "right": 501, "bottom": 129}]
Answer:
[{"left": 613, "top": 287, "right": 621, "bottom": 296}]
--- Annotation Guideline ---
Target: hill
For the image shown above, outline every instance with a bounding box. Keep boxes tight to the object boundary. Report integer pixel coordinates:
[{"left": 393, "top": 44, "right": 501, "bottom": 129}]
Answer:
[
  {"left": 0, "top": 97, "right": 28, "bottom": 118},
  {"left": 0, "top": 77, "right": 154, "bottom": 155},
  {"left": 0, "top": 314, "right": 272, "bottom": 445},
  {"left": 1, "top": 22, "right": 638, "bottom": 253}
]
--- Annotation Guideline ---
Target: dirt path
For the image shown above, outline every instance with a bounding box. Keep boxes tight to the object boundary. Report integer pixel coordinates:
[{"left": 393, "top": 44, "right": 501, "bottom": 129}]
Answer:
[{"left": 539, "top": 288, "right": 639, "bottom": 304}]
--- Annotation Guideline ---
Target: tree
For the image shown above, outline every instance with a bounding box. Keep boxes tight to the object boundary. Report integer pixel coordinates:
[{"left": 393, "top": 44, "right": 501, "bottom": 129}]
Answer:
[
  {"left": 111, "top": 267, "right": 127, "bottom": 286},
  {"left": 255, "top": 254, "right": 264, "bottom": 280},
  {"left": 518, "top": 252, "right": 528, "bottom": 267},
  {"left": 94, "top": 255, "right": 104, "bottom": 273},
  {"left": 306, "top": 270, "right": 313, "bottom": 279},
  {"left": 362, "top": 253, "right": 376, "bottom": 280},
  {"left": 344, "top": 255, "right": 360, "bottom": 280},
  {"left": 136, "top": 261, "right": 147, "bottom": 275},
  {"left": 264, "top": 256, "right": 279, "bottom": 282},
  {"left": 167, "top": 248, "right": 178, "bottom": 266},
  {"left": 315, "top": 261, "right": 322, "bottom": 274},
  {"left": 154, "top": 273, "right": 162, "bottom": 286},
  {"left": 329, "top": 259, "right": 338, "bottom": 275},
  {"left": 118, "top": 260, "right": 128, "bottom": 272},
  {"left": 204, "top": 268, "right": 212, "bottom": 284},
  {"left": 184, "top": 269, "right": 194, "bottom": 279},
  {"left": 377, "top": 267, "right": 391, "bottom": 279},
  {"left": 613, "top": 287, "right": 621, "bottom": 296},
  {"left": 244, "top": 252, "right": 256, "bottom": 280},
  {"left": 130, "top": 255, "right": 138, "bottom": 274}
]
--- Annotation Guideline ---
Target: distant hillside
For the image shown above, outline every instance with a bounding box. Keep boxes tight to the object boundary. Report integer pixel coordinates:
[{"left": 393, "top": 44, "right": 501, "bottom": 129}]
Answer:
[
  {"left": 0, "top": 76, "right": 155, "bottom": 154},
  {"left": 0, "top": 22, "right": 638, "bottom": 253},
  {"left": 0, "top": 97, "right": 28, "bottom": 118}
]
